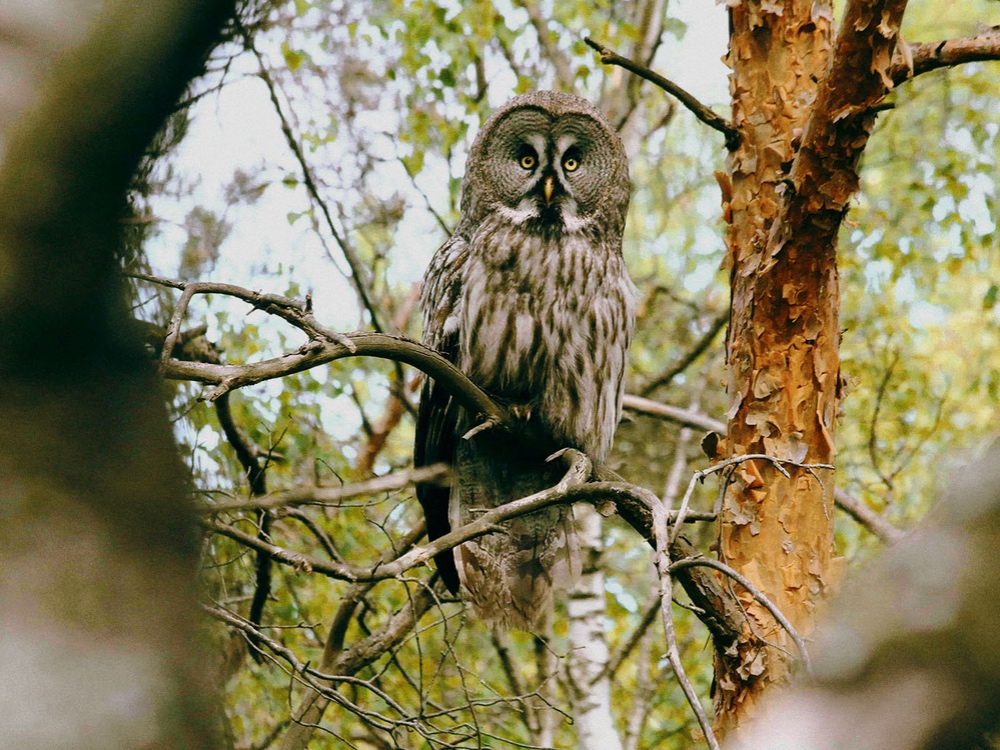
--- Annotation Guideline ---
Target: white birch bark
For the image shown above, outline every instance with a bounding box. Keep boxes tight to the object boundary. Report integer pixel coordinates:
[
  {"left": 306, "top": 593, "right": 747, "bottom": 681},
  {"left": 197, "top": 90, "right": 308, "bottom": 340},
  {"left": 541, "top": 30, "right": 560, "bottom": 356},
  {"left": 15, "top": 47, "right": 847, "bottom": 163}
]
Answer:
[{"left": 567, "top": 503, "right": 624, "bottom": 750}]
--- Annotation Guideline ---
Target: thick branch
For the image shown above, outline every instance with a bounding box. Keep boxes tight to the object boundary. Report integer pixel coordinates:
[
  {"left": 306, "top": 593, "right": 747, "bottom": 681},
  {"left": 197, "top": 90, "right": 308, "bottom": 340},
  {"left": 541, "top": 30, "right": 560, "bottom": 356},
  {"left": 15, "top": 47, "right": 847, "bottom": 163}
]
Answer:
[
  {"left": 892, "top": 27, "right": 1000, "bottom": 84},
  {"left": 585, "top": 36, "right": 739, "bottom": 148},
  {"left": 766, "top": 0, "right": 908, "bottom": 271}
]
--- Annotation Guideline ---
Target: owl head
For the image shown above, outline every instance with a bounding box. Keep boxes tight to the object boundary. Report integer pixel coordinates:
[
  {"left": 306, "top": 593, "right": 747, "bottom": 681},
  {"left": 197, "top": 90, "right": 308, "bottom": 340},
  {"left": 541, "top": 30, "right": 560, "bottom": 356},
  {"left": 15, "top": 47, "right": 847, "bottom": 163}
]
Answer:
[{"left": 458, "top": 91, "right": 630, "bottom": 240}]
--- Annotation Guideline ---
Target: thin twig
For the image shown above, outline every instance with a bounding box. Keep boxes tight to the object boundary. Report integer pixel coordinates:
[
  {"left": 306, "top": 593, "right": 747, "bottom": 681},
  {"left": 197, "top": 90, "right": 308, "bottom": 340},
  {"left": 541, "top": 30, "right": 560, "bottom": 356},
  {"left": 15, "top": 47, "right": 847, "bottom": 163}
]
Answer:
[
  {"left": 585, "top": 37, "right": 739, "bottom": 149},
  {"left": 670, "top": 454, "right": 835, "bottom": 545},
  {"left": 640, "top": 310, "right": 728, "bottom": 397},
  {"left": 200, "top": 463, "right": 452, "bottom": 513}
]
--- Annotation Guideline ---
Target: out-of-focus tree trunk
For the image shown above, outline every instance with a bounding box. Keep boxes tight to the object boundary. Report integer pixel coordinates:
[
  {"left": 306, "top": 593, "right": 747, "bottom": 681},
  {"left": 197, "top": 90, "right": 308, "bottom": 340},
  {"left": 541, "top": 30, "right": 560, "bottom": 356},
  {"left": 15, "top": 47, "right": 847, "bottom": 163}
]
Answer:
[
  {"left": 0, "top": 2, "right": 236, "bottom": 747},
  {"left": 730, "top": 442, "right": 1000, "bottom": 750},
  {"left": 717, "top": 0, "right": 906, "bottom": 735}
]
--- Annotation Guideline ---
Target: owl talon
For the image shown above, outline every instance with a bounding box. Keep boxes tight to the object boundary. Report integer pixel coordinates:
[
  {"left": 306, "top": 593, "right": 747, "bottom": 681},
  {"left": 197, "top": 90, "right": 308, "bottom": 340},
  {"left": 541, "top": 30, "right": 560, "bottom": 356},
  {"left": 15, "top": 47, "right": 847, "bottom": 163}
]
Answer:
[
  {"left": 509, "top": 403, "right": 533, "bottom": 421},
  {"left": 462, "top": 416, "right": 500, "bottom": 441}
]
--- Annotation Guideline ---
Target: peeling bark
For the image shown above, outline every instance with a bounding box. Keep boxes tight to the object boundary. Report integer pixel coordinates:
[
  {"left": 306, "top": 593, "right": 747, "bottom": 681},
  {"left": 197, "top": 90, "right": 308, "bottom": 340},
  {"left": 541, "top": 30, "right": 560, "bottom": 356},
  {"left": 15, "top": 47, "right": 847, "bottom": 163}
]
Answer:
[{"left": 717, "top": 0, "right": 907, "bottom": 734}]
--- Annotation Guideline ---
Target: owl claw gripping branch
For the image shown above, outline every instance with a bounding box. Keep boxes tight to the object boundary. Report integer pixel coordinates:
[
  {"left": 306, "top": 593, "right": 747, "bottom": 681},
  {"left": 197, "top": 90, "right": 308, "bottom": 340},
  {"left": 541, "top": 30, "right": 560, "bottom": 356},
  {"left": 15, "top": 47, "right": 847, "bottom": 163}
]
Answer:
[{"left": 414, "top": 92, "right": 636, "bottom": 630}]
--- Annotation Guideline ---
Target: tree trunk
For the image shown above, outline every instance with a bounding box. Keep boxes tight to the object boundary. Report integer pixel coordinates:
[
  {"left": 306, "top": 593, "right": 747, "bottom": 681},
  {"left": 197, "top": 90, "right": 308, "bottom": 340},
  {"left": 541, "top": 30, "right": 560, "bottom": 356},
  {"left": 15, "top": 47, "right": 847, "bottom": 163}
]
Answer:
[
  {"left": 716, "top": 0, "right": 906, "bottom": 734},
  {"left": 567, "top": 505, "right": 624, "bottom": 750},
  {"left": 0, "top": 2, "right": 237, "bottom": 747}
]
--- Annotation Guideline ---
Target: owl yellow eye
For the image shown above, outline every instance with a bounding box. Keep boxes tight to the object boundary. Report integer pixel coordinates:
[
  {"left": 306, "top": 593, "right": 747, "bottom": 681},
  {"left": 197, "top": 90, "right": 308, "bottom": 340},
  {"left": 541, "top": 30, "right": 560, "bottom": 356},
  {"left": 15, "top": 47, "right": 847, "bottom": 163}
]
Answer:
[
  {"left": 519, "top": 153, "right": 536, "bottom": 170},
  {"left": 563, "top": 156, "right": 579, "bottom": 172}
]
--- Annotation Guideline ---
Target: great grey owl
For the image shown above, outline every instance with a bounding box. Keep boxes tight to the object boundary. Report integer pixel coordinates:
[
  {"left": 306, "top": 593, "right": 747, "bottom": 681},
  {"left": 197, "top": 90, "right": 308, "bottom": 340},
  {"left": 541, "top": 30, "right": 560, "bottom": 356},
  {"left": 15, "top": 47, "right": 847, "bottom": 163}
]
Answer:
[{"left": 414, "top": 91, "right": 635, "bottom": 630}]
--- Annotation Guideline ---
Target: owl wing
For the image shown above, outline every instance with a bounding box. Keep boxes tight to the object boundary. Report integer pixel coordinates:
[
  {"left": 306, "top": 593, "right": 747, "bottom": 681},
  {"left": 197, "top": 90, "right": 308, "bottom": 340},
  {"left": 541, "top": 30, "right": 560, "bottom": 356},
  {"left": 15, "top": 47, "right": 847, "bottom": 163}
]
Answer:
[{"left": 414, "top": 234, "right": 470, "bottom": 593}]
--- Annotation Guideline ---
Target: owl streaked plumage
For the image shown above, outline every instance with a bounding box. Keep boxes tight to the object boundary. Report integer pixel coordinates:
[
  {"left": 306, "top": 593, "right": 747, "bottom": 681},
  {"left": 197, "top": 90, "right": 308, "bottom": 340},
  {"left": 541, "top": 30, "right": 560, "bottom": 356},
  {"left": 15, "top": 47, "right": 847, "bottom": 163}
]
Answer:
[{"left": 414, "top": 91, "right": 636, "bottom": 630}]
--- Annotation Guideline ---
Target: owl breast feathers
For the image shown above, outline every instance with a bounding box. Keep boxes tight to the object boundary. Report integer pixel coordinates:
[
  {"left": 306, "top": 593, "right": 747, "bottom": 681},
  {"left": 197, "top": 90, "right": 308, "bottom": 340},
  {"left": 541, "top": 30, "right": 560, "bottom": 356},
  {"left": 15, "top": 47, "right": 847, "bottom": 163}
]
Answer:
[{"left": 414, "top": 91, "right": 636, "bottom": 630}]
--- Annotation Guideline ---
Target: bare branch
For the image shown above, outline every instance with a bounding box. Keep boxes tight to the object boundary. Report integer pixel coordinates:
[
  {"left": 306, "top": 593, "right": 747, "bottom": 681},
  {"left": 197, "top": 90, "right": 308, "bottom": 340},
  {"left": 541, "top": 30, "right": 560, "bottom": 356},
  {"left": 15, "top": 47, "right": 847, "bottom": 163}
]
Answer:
[
  {"left": 238, "top": 22, "right": 385, "bottom": 332},
  {"left": 833, "top": 488, "right": 905, "bottom": 544},
  {"left": 585, "top": 37, "right": 739, "bottom": 149},
  {"left": 204, "top": 476, "right": 713, "bottom": 585},
  {"left": 891, "top": 27, "right": 1000, "bottom": 84},
  {"left": 650, "top": 498, "right": 720, "bottom": 749}
]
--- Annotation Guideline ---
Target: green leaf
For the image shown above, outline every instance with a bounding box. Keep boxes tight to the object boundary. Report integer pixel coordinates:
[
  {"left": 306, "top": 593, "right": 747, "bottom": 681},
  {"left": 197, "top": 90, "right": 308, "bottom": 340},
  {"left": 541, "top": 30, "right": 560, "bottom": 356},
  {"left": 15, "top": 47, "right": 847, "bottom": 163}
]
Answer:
[{"left": 984, "top": 284, "right": 998, "bottom": 310}]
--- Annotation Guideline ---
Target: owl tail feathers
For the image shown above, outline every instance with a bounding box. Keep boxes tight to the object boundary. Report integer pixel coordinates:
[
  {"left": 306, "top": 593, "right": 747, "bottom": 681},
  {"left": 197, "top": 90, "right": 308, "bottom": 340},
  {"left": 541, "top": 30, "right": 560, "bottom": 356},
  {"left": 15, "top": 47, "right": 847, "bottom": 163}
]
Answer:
[{"left": 455, "top": 506, "right": 580, "bottom": 631}]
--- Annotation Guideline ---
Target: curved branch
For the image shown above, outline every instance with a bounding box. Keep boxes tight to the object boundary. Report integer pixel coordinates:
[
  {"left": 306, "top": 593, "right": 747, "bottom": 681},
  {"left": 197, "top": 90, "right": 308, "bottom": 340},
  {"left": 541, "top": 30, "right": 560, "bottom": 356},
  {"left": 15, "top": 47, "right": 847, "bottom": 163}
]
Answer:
[{"left": 585, "top": 36, "right": 739, "bottom": 149}]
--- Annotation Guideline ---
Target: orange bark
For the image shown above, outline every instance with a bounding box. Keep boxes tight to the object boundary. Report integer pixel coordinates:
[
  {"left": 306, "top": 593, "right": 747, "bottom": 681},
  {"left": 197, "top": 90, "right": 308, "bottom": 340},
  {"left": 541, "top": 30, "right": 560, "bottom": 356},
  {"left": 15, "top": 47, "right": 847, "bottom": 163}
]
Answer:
[{"left": 716, "top": 0, "right": 907, "bottom": 735}]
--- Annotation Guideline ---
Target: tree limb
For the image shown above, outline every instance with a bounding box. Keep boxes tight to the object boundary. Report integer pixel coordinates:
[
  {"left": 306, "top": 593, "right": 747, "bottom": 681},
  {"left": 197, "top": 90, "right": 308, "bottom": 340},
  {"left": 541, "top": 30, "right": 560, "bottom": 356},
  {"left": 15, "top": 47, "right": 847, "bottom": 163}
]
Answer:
[{"left": 891, "top": 27, "right": 1000, "bottom": 84}]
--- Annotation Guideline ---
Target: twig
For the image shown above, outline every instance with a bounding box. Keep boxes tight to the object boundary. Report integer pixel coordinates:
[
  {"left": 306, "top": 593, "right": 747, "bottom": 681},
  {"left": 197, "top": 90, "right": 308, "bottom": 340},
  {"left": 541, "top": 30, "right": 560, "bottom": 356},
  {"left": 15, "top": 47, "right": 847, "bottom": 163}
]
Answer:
[
  {"left": 204, "top": 476, "right": 714, "bottom": 585},
  {"left": 238, "top": 23, "right": 384, "bottom": 332},
  {"left": 585, "top": 37, "right": 739, "bottom": 149},
  {"left": 867, "top": 350, "right": 900, "bottom": 491},
  {"left": 650, "top": 499, "right": 720, "bottom": 749},
  {"left": 670, "top": 454, "right": 834, "bottom": 545}
]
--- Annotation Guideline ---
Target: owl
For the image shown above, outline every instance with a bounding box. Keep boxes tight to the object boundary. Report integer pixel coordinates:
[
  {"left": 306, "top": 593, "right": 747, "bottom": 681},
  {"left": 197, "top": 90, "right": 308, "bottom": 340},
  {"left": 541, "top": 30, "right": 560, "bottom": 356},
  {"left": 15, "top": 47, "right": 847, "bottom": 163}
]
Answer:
[{"left": 414, "top": 91, "right": 636, "bottom": 630}]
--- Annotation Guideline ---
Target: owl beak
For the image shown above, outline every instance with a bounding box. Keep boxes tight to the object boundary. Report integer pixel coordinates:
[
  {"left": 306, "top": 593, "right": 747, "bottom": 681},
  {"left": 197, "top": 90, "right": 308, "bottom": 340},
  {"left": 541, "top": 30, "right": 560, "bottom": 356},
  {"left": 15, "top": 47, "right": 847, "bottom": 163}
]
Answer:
[{"left": 543, "top": 175, "right": 555, "bottom": 205}]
